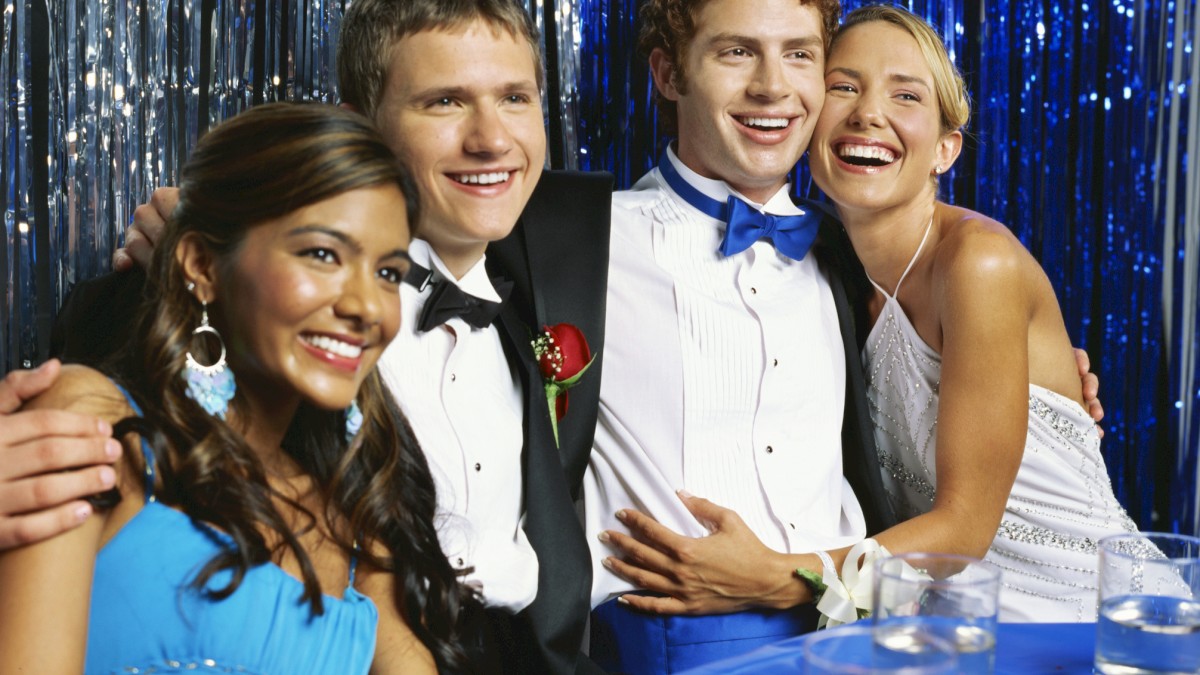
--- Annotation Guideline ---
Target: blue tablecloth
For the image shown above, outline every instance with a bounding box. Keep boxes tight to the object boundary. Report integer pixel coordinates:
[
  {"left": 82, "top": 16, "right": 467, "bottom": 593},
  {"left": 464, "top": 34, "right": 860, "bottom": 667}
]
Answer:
[{"left": 679, "top": 622, "right": 1097, "bottom": 674}]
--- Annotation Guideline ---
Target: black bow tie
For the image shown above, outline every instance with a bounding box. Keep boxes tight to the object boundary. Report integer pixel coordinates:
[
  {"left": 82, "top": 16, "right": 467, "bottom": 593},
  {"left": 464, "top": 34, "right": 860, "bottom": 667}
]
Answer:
[{"left": 404, "top": 263, "right": 511, "bottom": 333}]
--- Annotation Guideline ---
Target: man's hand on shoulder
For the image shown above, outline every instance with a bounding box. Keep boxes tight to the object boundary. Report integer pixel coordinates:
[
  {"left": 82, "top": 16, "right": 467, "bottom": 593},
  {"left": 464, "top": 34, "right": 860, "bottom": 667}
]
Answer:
[
  {"left": 597, "top": 491, "right": 810, "bottom": 615},
  {"left": 1075, "top": 348, "right": 1104, "bottom": 437},
  {"left": 0, "top": 360, "right": 119, "bottom": 549},
  {"left": 112, "top": 187, "right": 178, "bottom": 271}
]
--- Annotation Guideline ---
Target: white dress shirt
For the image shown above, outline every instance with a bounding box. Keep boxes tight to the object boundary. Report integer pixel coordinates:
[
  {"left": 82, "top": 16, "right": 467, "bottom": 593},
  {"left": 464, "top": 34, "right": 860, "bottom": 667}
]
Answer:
[
  {"left": 376, "top": 238, "right": 538, "bottom": 613},
  {"left": 584, "top": 149, "right": 867, "bottom": 606}
]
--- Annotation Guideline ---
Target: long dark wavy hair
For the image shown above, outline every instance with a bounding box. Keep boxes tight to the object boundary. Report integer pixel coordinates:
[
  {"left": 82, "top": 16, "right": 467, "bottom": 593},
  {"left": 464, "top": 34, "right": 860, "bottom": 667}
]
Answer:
[{"left": 114, "top": 102, "right": 470, "bottom": 671}]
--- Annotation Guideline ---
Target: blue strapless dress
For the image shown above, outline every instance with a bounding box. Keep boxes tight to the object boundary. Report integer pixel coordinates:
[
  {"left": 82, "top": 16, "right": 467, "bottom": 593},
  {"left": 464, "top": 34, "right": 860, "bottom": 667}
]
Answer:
[{"left": 85, "top": 386, "right": 378, "bottom": 674}]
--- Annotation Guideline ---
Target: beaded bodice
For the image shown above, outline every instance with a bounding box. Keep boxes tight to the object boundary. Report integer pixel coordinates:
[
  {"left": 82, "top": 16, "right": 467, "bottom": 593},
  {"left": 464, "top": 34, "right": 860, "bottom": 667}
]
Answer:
[{"left": 860, "top": 225, "right": 1139, "bottom": 622}]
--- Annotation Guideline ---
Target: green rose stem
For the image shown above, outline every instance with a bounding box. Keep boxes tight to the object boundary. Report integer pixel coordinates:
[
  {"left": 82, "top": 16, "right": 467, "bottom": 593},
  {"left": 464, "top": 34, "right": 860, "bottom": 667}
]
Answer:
[{"left": 545, "top": 356, "right": 595, "bottom": 447}]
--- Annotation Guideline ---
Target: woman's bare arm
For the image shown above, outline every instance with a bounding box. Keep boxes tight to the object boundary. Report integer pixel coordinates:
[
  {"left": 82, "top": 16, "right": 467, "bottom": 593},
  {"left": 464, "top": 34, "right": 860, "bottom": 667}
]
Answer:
[{"left": 0, "top": 365, "right": 133, "bottom": 673}]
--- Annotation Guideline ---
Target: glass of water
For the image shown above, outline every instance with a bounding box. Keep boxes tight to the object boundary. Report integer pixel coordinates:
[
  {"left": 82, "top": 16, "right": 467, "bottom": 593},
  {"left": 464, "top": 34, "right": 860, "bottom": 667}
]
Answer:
[
  {"left": 804, "top": 624, "right": 958, "bottom": 674},
  {"left": 872, "top": 553, "right": 1001, "bottom": 674},
  {"left": 1095, "top": 532, "right": 1200, "bottom": 674}
]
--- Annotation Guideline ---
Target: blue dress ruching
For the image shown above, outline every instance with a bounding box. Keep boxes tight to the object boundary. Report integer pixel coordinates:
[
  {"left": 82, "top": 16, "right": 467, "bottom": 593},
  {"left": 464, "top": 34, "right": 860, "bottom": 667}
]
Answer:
[{"left": 84, "top": 385, "right": 378, "bottom": 674}]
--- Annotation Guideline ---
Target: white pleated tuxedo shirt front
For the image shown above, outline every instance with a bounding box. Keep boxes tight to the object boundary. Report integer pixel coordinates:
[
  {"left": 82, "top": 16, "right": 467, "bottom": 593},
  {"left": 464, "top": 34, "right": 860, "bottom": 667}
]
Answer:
[
  {"left": 585, "top": 150, "right": 867, "bottom": 607},
  {"left": 376, "top": 238, "right": 538, "bottom": 613}
]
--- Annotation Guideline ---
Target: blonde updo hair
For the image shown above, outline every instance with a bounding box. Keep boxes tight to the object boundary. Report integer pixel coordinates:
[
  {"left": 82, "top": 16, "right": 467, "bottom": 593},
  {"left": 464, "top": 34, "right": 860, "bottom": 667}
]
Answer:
[{"left": 835, "top": 4, "right": 970, "bottom": 134}]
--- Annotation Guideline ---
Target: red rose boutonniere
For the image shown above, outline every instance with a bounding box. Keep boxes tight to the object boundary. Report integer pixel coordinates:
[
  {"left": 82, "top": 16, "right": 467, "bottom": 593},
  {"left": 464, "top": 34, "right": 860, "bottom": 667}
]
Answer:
[{"left": 531, "top": 323, "right": 595, "bottom": 446}]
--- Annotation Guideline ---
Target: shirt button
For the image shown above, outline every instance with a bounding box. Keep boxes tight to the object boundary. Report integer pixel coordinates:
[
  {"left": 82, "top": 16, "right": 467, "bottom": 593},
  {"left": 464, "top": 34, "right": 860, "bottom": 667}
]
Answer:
[
  {"left": 773, "top": 358, "right": 779, "bottom": 367},
  {"left": 750, "top": 287, "right": 758, "bottom": 294},
  {"left": 450, "top": 373, "right": 457, "bottom": 382},
  {"left": 456, "top": 558, "right": 464, "bottom": 567},
  {"left": 474, "top": 462, "right": 482, "bottom": 472},
  {"left": 766, "top": 446, "right": 774, "bottom": 454},
  {"left": 789, "top": 522, "right": 796, "bottom": 529}
]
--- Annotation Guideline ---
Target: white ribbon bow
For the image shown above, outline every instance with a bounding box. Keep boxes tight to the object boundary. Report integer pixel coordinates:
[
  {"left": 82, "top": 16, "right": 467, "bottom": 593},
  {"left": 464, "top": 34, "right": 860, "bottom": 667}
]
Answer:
[
  {"left": 815, "top": 539, "right": 887, "bottom": 628},
  {"left": 813, "top": 540, "right": 935, "bottom": 629}
]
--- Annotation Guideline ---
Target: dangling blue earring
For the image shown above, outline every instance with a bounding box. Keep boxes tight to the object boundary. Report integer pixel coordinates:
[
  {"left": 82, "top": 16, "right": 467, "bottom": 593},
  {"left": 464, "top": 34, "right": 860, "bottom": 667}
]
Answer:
[
  {"left": 345, "top": 400, "right": 363, "bottom": 443},
  {"left": 182, "top": 283, "right": 236, "bottom": 419}
]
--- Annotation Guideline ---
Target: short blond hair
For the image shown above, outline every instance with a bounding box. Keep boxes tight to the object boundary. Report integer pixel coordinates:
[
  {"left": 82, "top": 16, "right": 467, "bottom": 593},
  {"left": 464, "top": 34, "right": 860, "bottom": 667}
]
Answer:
[
  {"left": 835, "top": 5, "right": 970, "bottom": 133},
  {"left": 338, "top": 0, "right": 544, "bottom": 121}
]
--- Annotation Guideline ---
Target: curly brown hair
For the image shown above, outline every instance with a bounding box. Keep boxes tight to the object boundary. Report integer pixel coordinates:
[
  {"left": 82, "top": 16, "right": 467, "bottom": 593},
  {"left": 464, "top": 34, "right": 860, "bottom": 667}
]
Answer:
[
  {"left": 638, "top": 0, "right": 841, "bottom": 134},
  {"left": 116, "top": 102, "right": 472, "bottom": 671}
]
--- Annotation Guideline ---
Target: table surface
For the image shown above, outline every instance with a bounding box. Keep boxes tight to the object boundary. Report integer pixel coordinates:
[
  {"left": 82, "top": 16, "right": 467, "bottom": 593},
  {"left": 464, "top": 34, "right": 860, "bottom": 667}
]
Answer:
[{"left": 679, "top": 622, "right": 1097, "bottom": 674}]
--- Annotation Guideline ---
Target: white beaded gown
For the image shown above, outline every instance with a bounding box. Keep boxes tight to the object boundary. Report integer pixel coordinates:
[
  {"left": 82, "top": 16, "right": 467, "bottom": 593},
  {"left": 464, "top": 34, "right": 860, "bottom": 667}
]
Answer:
[{"left": 862, "top": 224, "right": 1139, "bottom": 622}]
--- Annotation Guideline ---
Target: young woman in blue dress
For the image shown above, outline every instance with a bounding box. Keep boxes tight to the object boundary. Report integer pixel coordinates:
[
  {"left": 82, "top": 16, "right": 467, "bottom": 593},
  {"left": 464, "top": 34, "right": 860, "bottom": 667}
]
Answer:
[{"left": 0, "top": 102, "right": 469, "bottom": 673}]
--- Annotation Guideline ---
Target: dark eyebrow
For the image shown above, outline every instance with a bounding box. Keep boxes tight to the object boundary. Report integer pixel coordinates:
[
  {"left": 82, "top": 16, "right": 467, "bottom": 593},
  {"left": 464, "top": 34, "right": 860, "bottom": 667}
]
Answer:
[
  {"left": 784, "top": 35, "right": 824, "bottom": 51},
  {"left": 410, "top": 80, "right": 538, "bottom": 100},
  {"left": 288, "top": 225, "right": 411, "bottom": 261},
  {"left": 828, "top": 66, "right": 862, "bottom": 79},
  {"left": 707, "top": 33, "right": 823, "bottom": 51},
  {"left": 289, "top": 225, "right": 359, "bottom": 252},
  {"left": 707, "top": 32, "right": 761, "bottom": 48}
]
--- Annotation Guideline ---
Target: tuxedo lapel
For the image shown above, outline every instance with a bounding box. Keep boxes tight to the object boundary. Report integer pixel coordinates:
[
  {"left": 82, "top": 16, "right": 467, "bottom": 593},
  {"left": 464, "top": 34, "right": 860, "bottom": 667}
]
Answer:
[
  {"left": 487, "top": 170, "right": 613, "bottom": 675},
  {"left": 811, "top": 218, "right": 899, "bottom": 535},
  {"left": 489, "top": 170, "right": 613, "bottom": 498},
  {"left": 492, "top": 284, "right": 595, "bottom": 675}
]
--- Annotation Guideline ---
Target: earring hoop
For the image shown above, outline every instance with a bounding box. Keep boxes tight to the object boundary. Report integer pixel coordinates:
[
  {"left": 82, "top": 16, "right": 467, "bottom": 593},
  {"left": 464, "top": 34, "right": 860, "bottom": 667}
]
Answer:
[
  {"left": 182, "top": 290, "right": 236, "bottom": 419},
  {"left": 185, "top": 301, "right": 227, "bottom": 375}
]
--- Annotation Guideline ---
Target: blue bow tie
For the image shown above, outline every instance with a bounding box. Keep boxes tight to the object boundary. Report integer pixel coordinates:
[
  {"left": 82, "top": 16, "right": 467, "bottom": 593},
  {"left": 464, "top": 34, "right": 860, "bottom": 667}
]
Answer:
[{"left": 658, "top": 154, "right": 821, "bottom": 261}]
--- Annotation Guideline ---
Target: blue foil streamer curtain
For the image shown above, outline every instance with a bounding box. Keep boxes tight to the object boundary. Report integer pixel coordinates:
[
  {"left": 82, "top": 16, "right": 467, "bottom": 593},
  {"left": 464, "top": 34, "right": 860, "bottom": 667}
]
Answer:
[{"left": 1, "top": 0, "right": 1196, "bottom": 532}]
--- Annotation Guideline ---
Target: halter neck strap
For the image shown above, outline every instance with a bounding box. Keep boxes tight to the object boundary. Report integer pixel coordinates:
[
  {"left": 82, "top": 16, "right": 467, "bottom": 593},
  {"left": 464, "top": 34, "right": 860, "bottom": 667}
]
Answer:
[{"left": 866, "top": 216, "right": 935, "bottom": 299}]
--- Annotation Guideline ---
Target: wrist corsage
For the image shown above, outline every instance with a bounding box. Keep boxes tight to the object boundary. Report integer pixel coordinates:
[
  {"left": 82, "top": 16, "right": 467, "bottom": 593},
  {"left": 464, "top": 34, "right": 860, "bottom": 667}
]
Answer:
[
  {"left": 797, "top": 539, "right": 928, "bottom": 629},
  {"left": 531, "top": 323, "right": 595, "bottom": 446}
]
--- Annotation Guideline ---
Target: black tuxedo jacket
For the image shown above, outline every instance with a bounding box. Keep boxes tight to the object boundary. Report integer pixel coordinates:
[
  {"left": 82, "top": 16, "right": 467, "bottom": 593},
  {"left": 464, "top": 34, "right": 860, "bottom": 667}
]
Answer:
[
  {"left": 809, "top": 212, "right": 898, "bottom": 537},
  {"left": 50, "top": 264, "right": 147, "bottom": 371},
  {"left": 486, "top": 170, "right": 612, "bottom": 675}
]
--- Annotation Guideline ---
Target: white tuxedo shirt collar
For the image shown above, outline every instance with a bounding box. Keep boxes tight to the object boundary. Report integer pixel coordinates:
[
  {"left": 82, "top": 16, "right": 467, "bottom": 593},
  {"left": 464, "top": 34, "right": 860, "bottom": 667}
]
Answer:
[
  {"left": 661, "top": 144, "right": 806, "bottom": 217},
  {"left": 408, "top": 238, "right": 503, "bottom": 304}
]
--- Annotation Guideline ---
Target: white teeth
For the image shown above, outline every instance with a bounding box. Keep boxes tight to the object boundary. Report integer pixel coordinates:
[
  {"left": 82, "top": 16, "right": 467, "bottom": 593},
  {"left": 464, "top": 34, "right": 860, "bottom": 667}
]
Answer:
[
  {"left": 739, "top": 116, "right": 789, "bottom": 129},
  {"left": 838, "top": 144, "right": 897, "bottom": 163},
  {"left": 303, "top": 335, "right": 363, "bottom": 359},
  {"left": 454, "top": 171, "right": 511, "bottom": 185}
]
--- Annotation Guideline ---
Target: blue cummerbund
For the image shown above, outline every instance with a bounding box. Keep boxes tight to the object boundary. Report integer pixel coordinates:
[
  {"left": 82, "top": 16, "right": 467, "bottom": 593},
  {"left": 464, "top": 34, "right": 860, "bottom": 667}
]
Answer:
[{"left": 589, "top": 595, "right": 819, "bottom": 674}]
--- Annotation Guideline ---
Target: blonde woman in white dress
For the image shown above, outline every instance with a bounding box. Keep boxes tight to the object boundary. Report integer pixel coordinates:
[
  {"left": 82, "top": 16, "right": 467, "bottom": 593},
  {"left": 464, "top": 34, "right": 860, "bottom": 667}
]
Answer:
[{"left": 806, "top": 5, "right": 1139, "bottom": 622}]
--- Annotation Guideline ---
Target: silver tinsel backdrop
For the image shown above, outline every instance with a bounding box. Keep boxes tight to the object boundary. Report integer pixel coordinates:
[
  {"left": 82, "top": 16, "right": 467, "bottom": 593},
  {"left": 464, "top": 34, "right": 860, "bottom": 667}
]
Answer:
[{"left": 2, "top": 0, "right": 1198, "bottom": 533}]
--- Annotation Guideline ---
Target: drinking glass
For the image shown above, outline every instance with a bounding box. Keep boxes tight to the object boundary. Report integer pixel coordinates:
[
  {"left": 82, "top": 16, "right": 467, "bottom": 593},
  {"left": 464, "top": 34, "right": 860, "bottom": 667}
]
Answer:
[
  {"left": 872, "top": 553, "right": 1000, "bottom": 674},
  {"left": 1095, "top": 532, "right": 1200, "bottom": 674},
  {"left": 803, "top": 624, "right": 958, "bottom": 674}
]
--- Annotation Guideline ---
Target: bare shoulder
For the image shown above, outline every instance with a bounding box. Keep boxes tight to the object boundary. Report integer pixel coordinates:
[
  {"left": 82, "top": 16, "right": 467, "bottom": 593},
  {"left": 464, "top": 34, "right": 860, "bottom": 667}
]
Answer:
[
  {"left": 932, "top": 205, "right": 1029, "bottom": 290},
  {"left": 21, "top": 364, "right": 131, "bottom": 422}
]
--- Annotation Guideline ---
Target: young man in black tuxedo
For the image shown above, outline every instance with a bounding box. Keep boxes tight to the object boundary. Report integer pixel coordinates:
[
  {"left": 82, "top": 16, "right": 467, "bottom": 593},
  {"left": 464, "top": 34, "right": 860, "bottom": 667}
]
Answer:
[{"left": 0, "top": 1, "right": 608, "bottom": 672}]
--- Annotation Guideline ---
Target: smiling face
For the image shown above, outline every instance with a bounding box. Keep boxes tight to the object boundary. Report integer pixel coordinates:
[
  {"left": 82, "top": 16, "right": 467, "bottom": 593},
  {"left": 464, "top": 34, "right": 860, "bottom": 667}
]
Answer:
[
  {"left": 809, "top": 21, "right": 962, "bottom": 220},
  {"left": 370, "top": 19, "right": 545, "bottom": 277},
  {"left": 654, "top": 0, "right": 826, "bottom": 204},
  {"left": 207, "top": 185, "right": 412, "bottom": 415}
]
